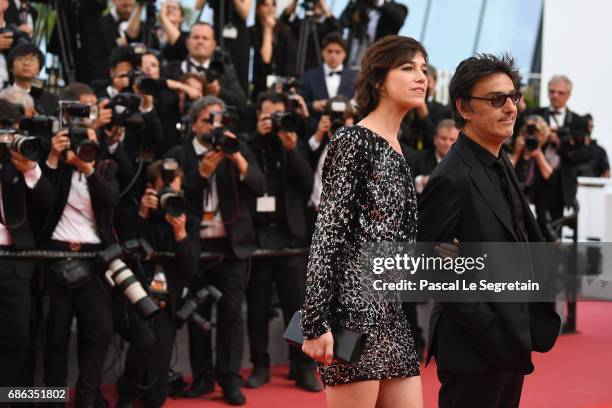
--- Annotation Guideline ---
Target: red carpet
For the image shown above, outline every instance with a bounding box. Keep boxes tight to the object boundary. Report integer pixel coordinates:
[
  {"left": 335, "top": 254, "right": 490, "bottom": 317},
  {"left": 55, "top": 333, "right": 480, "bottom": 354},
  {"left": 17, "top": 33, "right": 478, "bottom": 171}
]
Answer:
[{"left": 97, "top": 302, "right": 612, "bottom": 407}]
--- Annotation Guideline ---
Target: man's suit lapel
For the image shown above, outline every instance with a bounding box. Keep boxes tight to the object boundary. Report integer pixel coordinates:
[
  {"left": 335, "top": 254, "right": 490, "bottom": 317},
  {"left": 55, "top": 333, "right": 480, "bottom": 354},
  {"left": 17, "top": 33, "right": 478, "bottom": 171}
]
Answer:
[
  {"left": 455, "top": 136, "right": 518, "bottom": 241},
  {"left": 338, "top": 69, "right": 352, "bottom": 97},
  {"left": 314, "top": 68, "right": 329, "bottom": 100}
]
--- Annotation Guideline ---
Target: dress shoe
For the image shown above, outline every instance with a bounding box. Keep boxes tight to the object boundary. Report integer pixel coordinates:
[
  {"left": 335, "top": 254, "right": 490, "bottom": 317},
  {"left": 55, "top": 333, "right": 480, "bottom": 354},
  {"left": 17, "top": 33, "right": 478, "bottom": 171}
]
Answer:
[
  {"left": 287, "top": 362, "right": 297, "bottom": 380},
  {"left": 295, "top": 369, "right": 322, "bottom": 392},
  {"left": 181, "top": 378, "right": 215, "bottom": 398},
  {"left": 244, "top": 366, "right": 270, "bottom": 388},
  {"left": 222, "top": 386, "right": 246, "bottom": 406}
]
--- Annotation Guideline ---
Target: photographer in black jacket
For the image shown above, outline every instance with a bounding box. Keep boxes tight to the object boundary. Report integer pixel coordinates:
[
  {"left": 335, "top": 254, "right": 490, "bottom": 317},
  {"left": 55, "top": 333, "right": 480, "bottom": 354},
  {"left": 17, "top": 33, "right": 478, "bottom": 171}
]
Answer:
[
  {"left": 244, "top": 91, "right": 319, "bottom": 392},
  {"left": 0, "top": 101, "right": 53, "bottom": 387},
  {"left": 39, "top": 126, "right": 119, "bottom": 407},
  {"left": 116, "top": 160, "right": 200, "bottom": 408},
  {"left": 165, "top": 95, "right": 265, "bottom": 405}
]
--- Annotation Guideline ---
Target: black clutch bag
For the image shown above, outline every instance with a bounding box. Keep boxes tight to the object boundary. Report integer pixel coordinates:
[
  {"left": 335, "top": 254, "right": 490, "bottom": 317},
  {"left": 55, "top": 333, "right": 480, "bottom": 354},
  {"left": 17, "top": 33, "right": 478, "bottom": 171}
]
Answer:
[
  {"left": 51, "top": 259, "right": 93, "bottom": 290},
  {"left": 283, "top": 311, "right": 368, "bottom": 365}
]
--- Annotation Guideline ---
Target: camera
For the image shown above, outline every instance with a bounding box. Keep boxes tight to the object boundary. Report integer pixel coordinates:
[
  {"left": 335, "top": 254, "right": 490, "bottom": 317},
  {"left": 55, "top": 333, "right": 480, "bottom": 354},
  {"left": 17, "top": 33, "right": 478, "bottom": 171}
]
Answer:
[
  {"left": 0, "top": 24, "right": 30, "bottom": 51},
  {"left": 157, "top": 159, "right": 186, "bottom": 217},
  {"left": 176, "top": 285, "right": 223, "bottom": 331},
  {"left": 270, "top": 111, "right": 300, "bottom": 133},
  {"left": 130, "top": 70, "right": 167, "bottom": 95},
  {"left": 98, "top": 239, "right": 159, "bottom": 320},
  {"left": 59, "top": 101, "right": 100, "bottom": 162},
  {"left": 20, "top": 115, "right": 59, "bottom": 138},
  {"left": 325, "top": 99, "right": 349, "bottom": 134},
  {"left": 300, "top": 0, "right": 317, "bottom": 16},
  {"left": 524, "top": 123, "right": 539, "bottom": 151},
  {"left": 0, "top": 129, "right": 43, "bottom": 161},
  {"left": 201, "top": 111, "right": 240, "bottom": 155},
  {"left": 67, "top": 126, "right": 99, "bottom": 163},
  {"left": 106, "top": 92, "right": 144, "bottom": 127},
  {"left": 202, "top": 59, "right": 225, "bottom": 83}
]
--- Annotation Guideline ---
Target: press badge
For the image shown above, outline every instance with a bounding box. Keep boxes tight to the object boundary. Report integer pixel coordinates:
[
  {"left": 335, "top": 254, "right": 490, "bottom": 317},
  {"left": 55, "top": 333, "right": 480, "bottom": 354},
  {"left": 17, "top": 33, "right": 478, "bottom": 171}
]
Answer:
[
  {"left": 257, "top": 195, "right": 276, "bottom": 213},
  {"left": 222, "top": 25, "right": 238, "bottom": 40}
]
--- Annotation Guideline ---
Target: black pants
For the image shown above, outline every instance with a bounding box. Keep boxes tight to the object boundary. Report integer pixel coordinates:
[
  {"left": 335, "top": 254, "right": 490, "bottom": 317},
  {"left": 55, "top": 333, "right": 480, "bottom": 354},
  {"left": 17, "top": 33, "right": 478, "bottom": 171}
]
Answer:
[
  {"left": 118, "top": 305, "right": 177, "bottom": 408},
  {"left": 188, "top": 239, "right": 249, "bottom": 389},
  {"left": 438, "top": 370, "right": 524, "bottom": 408},
  {"left": 43, "top": 243, "right": 113, "bottom": 408},
  {"left": 246, "top": 254, "right": 311, "bottom": 369},
  {"left": 0, "top": 260, "right": 31, "bottom": 387}
]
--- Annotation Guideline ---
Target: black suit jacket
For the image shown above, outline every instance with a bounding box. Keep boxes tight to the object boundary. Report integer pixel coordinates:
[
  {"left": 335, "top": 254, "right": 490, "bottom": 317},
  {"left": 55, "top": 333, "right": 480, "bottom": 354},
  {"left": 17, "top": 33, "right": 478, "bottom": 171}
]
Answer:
[
  {"left": 165, "top": 138, "right": 266, "bottom": 259},
  {"left": 412, "top": 149, "right": 438, "bottom": 178},
  {"left": 340, "top": 0, "right": 408, "bottom": 40},
  {"left": 418, "top": 133, "right": 560, "bottom": 374},
  {"left": 1, "top": 161, "right": 53, "bottom": 279},
  {"left": 38, "top": 160, "right": 120, "bottom": 247},
  {"left": 300, "top": 66, "right": 357, "bottom": 114}
]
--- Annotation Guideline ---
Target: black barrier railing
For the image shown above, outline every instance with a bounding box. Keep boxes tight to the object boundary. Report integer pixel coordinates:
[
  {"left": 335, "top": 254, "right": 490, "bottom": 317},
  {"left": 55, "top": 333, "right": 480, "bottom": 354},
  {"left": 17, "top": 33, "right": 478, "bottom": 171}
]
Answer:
[{"left": 0, "top": 248, "right": 310, "bottom": 261}]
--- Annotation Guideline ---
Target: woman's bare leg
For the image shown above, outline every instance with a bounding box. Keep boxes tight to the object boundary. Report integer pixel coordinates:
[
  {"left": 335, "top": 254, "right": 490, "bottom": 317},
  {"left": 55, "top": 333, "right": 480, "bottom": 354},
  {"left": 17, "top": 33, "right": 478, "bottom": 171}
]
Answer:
[
  {"left": 326, "top": 380, "right": 381, "bottom": 408},
  {"left": 375, "top": 376, "right": 423, "bottom": 408}
]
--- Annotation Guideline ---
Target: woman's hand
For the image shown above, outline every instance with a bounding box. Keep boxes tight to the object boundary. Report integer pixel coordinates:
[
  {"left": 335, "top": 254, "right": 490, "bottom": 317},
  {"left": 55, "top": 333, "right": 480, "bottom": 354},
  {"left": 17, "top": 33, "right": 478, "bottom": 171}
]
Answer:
[{"left": 302, "top": 331, "right": 334, "bottom": 365}]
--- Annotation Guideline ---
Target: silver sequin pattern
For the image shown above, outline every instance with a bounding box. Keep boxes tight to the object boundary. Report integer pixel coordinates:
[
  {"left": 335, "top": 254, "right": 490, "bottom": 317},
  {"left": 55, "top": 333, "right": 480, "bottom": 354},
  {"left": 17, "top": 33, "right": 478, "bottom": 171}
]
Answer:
[{"left": 300, "top": 125, "right": 420, "bottom": 386}]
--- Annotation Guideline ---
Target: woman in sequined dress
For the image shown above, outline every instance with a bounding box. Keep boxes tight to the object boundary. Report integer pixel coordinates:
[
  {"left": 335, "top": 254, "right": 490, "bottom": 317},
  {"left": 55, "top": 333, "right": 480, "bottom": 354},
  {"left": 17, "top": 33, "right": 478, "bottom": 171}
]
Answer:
[{"left": 300, "top": 36, "right": 428, "bottom": 408}]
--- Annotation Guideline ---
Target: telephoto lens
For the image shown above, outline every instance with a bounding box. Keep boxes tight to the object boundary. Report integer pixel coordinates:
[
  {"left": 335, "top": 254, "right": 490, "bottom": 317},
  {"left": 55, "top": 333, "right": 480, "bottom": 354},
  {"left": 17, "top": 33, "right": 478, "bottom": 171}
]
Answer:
[{"left": 105, "top": 259, "right": 159, "bottom": 320}]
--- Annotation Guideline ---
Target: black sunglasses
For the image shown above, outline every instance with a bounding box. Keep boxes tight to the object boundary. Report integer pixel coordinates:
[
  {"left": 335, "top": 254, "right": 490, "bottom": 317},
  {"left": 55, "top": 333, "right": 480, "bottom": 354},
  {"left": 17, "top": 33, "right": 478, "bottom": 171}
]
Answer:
[{"left": 468, "top": 91, "right": 522, "bottom": 108}]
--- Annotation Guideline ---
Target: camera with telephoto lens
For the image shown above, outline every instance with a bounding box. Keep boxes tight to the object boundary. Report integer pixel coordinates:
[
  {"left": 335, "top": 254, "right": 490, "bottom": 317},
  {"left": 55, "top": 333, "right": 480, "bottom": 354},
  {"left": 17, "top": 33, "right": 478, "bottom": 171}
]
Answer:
[
  {"left": 270, "top": 111, "right": 300, "bottom": 133},
  {"left": 129, "top": 70, "right": 167, "bottom": 95},
  {"left": 524, "top": 123, "right": 539, "bottom": 151},
  {"left": 201, "top": 58, "right": 225, "bottom": 83},
  {"left": 270, "top": 77, "right": 302, "bottom": 111},
  {"left": 176, "top": 285, "right": 223, "bottom": 331},
  {"left": 98, "top": 239, "right": 159, "bottom": 320},
  {"left": 201, "top": 110, "right": 240, "bottom": 154},
  {"left": 60, "top": 101, "right": 100, "bottom": 162},
  {"left": 0, "top": 24, "right": 30, "bottom": 51},
  {"left": 300, "top": 0, "right": 316, "bottom": 15},
  {"left": 19, "top": 115, "right": 60, "bottom": 138},
  {"left": 157, "top": 159, "right": 186, "bottom": 217},
  {"left": 0, "top": 128, "right": 43, "bottom": 161},
  {"left": 106, "top": 92, "right": 144, "bottom": 127},
  {"left": 325, "top": 99, "right": 349, "bottom": 134}
]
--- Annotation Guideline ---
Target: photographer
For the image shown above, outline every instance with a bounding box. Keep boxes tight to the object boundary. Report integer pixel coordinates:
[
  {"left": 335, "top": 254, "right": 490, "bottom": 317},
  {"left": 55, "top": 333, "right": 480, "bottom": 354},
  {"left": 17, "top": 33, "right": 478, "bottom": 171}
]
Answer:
[
  {"left": 39, "top": 127, "right": 119, "bottom": 407},
  {"left": 6, "top": 43, "right": 58, "bottom": 116},
  {"left": 164, "top": 22, "right": 246, "bottom": 108},
  {"left": 115, "top": 160, "right": 199, "bottom": 408},
  {"left": 0, "top": 0, "right": 30, "bottom": 88},
  {"left": 0, "top": 84, "right": 34, "bottom": 117},
  {"left": 339, "top": 0, "right": 408, "bottom": 66},
  {"left": 280, "top": 0, "right": 341, "bottom": 73},
  {"left": 249, "top": 0, "right": 296, "bottom": 100},
  {"left": 126, "top": 0, "right": 189, "bottom": 61},
  {"left": 576, "top": 114, "right": 610, "bottom": 178},
  {"left": 245, "top": 91, "right": 319, "bottom": 392},
  {"left": 0, "top": 100, "right": 53, "bottom": 388},
  {"left": 165, "top": 96, "right": 265, "bottom": 405}
]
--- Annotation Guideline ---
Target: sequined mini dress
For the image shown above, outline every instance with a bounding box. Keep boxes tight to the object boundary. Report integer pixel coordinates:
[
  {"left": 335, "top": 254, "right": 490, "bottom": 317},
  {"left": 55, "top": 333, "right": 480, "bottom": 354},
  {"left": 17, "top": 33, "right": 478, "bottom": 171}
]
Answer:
[{"left": 300, "top": 125, "right": 420, "bottom": 386}]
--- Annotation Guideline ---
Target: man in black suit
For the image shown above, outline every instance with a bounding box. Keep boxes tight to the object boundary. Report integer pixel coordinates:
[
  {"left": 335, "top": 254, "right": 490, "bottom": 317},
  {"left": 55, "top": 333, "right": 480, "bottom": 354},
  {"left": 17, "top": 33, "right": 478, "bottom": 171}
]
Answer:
[
  {"left": 425, "top": 65, "right": 453, "bottom": 126},
  {"left": 39, "top": 128, "right": 119, "bottom": 408},
  {"left": 0, "top": 104, "right": 53, "bottom": 387},
  {"left": 165, "top": 95, "right": 265, "bottom": 405},
  {"left": 164, "top": 23, "right": 246, "bottom": 109},
  {"left": 300, "top": 32, "right": 356, "bottom": 119},
  {"left": 412, "top": 118, "right": 458, "bottom": 195},
  {"left": 418, "top": 54, "right": 561, "bottom": 408},
  {"left": 7, "top": 43, "right": 58, "bottom": 115},
  {"left": 244, "top": 91, "right": 319, "bottom": 392}
]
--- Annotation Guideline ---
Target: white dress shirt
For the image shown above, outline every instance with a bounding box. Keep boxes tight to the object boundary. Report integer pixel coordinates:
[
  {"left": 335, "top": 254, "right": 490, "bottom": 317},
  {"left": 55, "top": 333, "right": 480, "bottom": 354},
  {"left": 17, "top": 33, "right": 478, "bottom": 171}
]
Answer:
[
  {"left": 193, "top": 138, "right": 228, "bottom": 239},
  {"left": 548, "top": 106, "right": 567, "bottom": 130},
  {"left": 51, "top": 168, "right": 101, "bottom": 244},
  {"left": 0, "top": 164, "right": 42, "bottom": 245},
  {"left": 323, "top": 63, "right": 343, "bottom": 99},
  {"left": 181, "top": 57, "right": 211, "bottom": 75},
  {"left": 309, "top": 145, "right": 329, "bottom": 210}
]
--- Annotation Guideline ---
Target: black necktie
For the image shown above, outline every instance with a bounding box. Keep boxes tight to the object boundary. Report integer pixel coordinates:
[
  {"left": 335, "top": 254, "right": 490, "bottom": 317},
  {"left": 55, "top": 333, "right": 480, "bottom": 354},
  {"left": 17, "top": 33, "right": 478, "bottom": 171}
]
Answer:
[{"left": 328, "top": 71, "right": 341, "bottom": 77}]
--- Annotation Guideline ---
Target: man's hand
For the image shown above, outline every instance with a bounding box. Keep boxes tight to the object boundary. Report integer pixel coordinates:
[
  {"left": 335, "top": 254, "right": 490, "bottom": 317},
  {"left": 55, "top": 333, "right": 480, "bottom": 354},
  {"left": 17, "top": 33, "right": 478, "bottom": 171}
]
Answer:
[
  {"left": 10, "top": 151, "right": 36, "bottom": 173},
  {"left": 48, "top": 130, "right": 70, "bottom": 165},
  {"left": 256, "top": 114, "right": 274, "bottom": 135},
  {"left": 166, "top": 213, "right": 187, "bottom": 241},
  {"left": 199, "top": 150, "right": 224, "bottom": 178},
  {"left": 104, "top": 126, "right": 124, "bottom": 146},
  {"left": 0, "top": 31, "right": 14, "bottom": 50},
  {"left": 312, "top": 100, "right": 328, "bottom": 112},
  {"left": 278, "top": 130, "right": 298, "bottom": 150},
  {"left": 302, "top": 331, "right": 334, "bottom": 365},
  {"left": 224, "top": 131, "right": 249, "bottom": 176},
  {"left": 205, "top": 79, "right": 221, "bottom": 96},
  {"left": 290, "top": 94, "right": 309, "bottom": 119},
  {"left": 95, "top": 99, "right": 113, "bottom": 129},
  {"left": 17, "top": 24, "right": 33, "bottom": 38},
  {"left": 138, "top": 187, "right": 159, "bottom": 218},
  {"left": 315, "top": 115, "right": 332, "bottom": 143}
]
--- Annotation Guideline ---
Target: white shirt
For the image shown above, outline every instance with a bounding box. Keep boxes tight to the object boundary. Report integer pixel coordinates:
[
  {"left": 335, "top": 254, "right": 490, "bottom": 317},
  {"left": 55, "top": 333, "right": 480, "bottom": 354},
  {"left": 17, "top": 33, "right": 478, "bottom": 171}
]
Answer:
[
  {"left": 548, "top": 106, "right": 567, "bottom": 130},
  {"left": 12, "top": 0, "right": 34, "bottom": 28},
  {"left": 193, "top": 138, "right": 227, "bottom": 239},
  {"left": 309, "top": 145, "right": 329, "bottom": 209},
  {"left": 181, "top": 57, "right": 211, "bottom": 75},
  {"left": 414, "top": 152, "right": 443, "bottom": 194},
  {"left": 0, "top": 164, "right": 42, "bottom": 245},
  {"left": 0, "top": 22, "right": 8, "bottom": 87},
  {"left": 51, "top": 168, "right": 101, "bottom": 244},
  {"left": 323, "top": 63, "right": 343, "bottom": 99}
]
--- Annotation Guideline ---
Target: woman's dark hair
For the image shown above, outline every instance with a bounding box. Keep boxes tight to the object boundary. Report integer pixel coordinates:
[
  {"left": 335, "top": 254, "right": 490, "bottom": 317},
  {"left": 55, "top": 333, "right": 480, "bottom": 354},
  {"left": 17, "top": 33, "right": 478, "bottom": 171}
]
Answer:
[
  {"left": 354, "top": 35, "right": 428, "bottom": 117},
  {"left": 449, "top": 53, "right": 520, "bottom": 129}
]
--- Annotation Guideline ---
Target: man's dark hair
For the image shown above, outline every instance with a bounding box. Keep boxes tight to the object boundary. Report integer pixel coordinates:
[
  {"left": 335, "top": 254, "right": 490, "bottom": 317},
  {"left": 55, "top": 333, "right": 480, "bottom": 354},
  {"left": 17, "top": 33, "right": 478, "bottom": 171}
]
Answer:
[
  {"left": 7, "top": 43, "right": 44, "bottom": 71},
  {"left": 449, "top": 53, "right": 520, "bottom": 129},
  {"left": 355, "top": 35, "right": 428, "bottom": 117},
  {"left": 146, "top": 160, "right": 184, "bottom": 185},
  {"left": 109, "top": 46, "right": 137, "bottom": 70},
  {"left": 322, "top": 31, "right": 346, "bottom": 53},
  {"left": 60, "top": 82, "right": 95, "bottom": 101},
  {"left": 256, "top": 91, "right": 289, "bottom": 111}
]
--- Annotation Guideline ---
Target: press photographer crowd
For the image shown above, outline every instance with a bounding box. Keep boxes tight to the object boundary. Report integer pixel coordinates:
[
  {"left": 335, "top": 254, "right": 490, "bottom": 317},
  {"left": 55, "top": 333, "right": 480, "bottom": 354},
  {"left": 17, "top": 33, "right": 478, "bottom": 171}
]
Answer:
[{"left": 0, "top": 0, "right": 608, "bottom": 406}]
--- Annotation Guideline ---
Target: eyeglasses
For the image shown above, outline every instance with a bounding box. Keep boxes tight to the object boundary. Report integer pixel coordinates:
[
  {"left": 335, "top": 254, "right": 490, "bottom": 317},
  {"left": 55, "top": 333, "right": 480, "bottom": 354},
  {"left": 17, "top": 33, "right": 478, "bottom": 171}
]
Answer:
[
  {"left": 15, "top": 55, "right": 38, "bottom": 64},
  {"left": 468, "top": 91, "right": 522, "bottom": 108}
]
